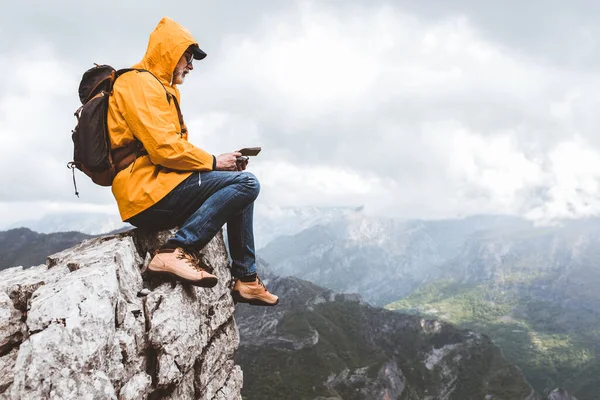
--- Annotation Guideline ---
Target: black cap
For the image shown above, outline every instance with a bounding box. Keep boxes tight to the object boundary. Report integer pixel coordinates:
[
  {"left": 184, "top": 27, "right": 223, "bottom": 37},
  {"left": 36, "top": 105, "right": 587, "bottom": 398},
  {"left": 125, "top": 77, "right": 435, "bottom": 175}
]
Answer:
[{"left": 190, "top": 44, "right": 207, "bottom": 60}]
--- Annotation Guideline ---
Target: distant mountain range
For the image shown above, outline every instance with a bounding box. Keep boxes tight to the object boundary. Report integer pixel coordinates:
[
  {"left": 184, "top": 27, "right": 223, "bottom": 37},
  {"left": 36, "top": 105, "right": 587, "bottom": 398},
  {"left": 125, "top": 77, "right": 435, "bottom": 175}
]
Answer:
[
  {"left": 0, "top": 205, "right": 355, "bottom": 269},
  {"left": 260, "top": 213, "right": 530, "bottom": 305},
  {"left": 0, "top": 228, "right": 92, "bottom": 271},
  {"left": 4, "top": 205, "right": 358, "bottom": 248},
  {"left": 6, "top": 212, "right": 129, "bottom": 235},
  {"left": 253, "top": 205, "right": 363, "bottom": 249},
  {"left": 258, "top": 213, "right": 600, "bottom": 399}
]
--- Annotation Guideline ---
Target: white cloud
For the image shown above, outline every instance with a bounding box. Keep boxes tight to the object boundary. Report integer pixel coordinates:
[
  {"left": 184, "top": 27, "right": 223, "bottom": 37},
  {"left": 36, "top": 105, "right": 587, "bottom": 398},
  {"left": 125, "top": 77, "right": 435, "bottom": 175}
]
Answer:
[
  {"left": 252, "top": 161, "right": 387, "bottom": 208},
  {"left": 193, "top": 3, "right": 600, "bottom": 223},
  {"left": 0, "top": 44, "right": 105, "bottom": 202},
  {"left": 3, "top": 1, "right": 600, "bottom": 228},
  {"left": 526, "top": 139, "right": 600, "bottom": 222},
  {"left": 0, "top": 200, "right": 118, "bottom": 230}
]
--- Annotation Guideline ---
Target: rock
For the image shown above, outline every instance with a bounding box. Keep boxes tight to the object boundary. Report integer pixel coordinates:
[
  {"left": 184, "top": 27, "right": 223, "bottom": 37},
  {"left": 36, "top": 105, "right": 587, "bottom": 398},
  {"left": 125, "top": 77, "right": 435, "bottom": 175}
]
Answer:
[
  {"left": 119, "top": 373, "right": 152, "bottom": 400},
  {"left": 194, "top": 320, "right": 239, "bottom": 399},
  {"left": 0, "top": 290, "right": 22, "bottom": 356},
  {"left": 213, "top": 365, "right": 243, "bottom": 400},
  {"left": 0, "top": 229, "right": 243, "bottom": 399},
  {"left": 548, "top": 388, "right": 578, "bottom": 400},
  {"left": 0, "top": 348, "right": 18, "bottom": 393},
  {"left": 162, "top": 370, "right": 195, "bottom": 400}
]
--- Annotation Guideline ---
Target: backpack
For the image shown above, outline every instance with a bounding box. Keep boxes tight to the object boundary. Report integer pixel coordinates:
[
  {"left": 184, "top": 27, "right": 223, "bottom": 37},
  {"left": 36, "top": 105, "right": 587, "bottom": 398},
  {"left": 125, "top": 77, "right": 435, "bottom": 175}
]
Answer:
[
  {"left": 68, "top": 64, "right": 187, "bottom": 197},
  {"left": 67, "top": 64, "right": 145, "bottom": 196}
]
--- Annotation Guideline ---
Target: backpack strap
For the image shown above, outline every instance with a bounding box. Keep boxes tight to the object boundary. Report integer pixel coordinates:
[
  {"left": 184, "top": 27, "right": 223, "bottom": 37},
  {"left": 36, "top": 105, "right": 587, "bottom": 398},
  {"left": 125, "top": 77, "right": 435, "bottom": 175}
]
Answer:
[
  {"left": 129, "top": 68, "right": 188, "bottom": 136},
  {"left": 170, "top": 95, "right": 187, "bottom": 136},
  {"left": 109, "top": 69, "right": 187, "bottom": 174},
  {"left": 113, "top": 140, "right": 145, "bottom": 174}
]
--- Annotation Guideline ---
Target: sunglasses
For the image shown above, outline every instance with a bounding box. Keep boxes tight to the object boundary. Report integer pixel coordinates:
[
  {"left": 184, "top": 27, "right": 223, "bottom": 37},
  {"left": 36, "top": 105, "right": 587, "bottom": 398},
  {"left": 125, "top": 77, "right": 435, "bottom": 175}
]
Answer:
[{"left": 185, "top": 52, "right": 194, "bottom": 66}]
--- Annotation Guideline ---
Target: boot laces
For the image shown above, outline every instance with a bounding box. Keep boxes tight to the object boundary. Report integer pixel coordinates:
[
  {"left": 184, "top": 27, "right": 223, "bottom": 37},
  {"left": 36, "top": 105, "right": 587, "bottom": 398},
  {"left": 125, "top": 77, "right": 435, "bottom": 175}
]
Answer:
[
  {"left": 257, "top": 276, "right": 266, "bottom": 288},
  {"left": 176, "top": 249, "right": 208, "bottom": 273},
  {"left": 255, "top": 275, "right": 269, "bottom": 292}
]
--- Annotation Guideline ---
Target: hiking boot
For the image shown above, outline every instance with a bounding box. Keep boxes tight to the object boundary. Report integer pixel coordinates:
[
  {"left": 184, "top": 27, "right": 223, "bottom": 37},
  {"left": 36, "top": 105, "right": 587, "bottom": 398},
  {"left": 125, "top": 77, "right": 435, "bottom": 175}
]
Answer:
[
  {"left": 147, "top": 247, "right": 218, "bottom": 288},
  {"left": 231, "top": 275, "right": 279, "bottom": 306}
]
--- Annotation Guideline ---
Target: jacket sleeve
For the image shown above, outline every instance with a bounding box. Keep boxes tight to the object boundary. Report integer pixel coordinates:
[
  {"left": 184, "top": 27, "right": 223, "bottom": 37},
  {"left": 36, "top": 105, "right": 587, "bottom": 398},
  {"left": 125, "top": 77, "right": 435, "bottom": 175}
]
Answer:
[{"left": 113, "top": 72, "right": 214, "bottom": 171}]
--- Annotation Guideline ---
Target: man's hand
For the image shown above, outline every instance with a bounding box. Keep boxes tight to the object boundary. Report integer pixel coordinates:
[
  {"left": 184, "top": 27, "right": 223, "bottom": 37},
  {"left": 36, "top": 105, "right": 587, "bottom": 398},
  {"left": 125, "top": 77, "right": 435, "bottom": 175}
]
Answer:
[
  {"left": 215, "top": 152, "right": 242, "bottom": 171},
  {"left": 236, "top": 157, "right": 249, "bottom": 171}
]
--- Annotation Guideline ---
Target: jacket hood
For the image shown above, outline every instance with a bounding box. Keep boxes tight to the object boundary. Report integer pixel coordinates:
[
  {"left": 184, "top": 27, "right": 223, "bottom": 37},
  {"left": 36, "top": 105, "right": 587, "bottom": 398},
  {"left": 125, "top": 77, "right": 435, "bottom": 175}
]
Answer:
[{"left": 134, "top": 17, "right": 200, "bottom": 87}]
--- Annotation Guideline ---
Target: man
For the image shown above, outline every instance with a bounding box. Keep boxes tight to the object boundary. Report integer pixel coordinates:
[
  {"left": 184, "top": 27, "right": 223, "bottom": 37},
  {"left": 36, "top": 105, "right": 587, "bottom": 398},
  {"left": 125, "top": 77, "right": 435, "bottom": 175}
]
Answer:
[{"left": 107, "top": 16, "right": 278, "bottom": 306}]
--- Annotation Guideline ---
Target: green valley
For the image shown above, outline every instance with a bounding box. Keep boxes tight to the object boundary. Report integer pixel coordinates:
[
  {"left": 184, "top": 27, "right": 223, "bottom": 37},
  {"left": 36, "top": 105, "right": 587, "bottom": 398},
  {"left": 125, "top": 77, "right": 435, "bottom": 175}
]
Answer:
[{"left": 386, "top": 279, "right": 600, "bottom": 400}]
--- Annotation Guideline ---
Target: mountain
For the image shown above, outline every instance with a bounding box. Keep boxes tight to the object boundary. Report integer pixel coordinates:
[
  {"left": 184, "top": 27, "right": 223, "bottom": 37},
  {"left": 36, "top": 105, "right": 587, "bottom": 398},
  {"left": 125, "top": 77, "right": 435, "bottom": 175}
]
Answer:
[
  {"left": 235, "top": 273, "right": 539, "bottom": 400},
  {"left": 5, "top": 205, "right": 354, "bottom": 248},
  {"left": 0, "top": 205, "right": 364, "bottom": 271},
  {"left": 7, "top": 212, "right": 129, "bottom": 235},
  {"left": 0, "top": 228, "right": 92, "bottom": 271},
  {"left": 386, "top": 278, "right": 597, "bottom": 400},
  {"left": 386, "top": 220, "right": 600, "bottom": 400},
  {"left": 259, "top": 214, "right": 600, "bottom": 399},
  {"left": 253, "top": 205, "right": 363, "bottom": 249},
  {"left": 260, "top": 213, "right": 529, "bottom": 305}
]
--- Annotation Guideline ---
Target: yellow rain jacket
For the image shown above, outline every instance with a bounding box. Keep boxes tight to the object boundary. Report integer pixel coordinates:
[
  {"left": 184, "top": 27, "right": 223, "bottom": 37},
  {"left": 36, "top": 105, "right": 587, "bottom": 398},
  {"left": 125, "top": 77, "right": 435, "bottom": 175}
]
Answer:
[{"left": 107, "top": 17, "right": 214, "bottom": 221}]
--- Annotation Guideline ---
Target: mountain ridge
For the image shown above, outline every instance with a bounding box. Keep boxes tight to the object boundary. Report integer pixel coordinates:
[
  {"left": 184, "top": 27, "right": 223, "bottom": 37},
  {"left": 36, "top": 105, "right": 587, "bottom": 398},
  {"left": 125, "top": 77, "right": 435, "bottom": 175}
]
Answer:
[
  {"left": 235, "top": 273, "right": 540, "bottom": 400},
  {"left": 258, "top": 214, "right": 598, "bottom": 399},
  {"left": 0, "top": 228, "right": 92, "bottom": 271}
]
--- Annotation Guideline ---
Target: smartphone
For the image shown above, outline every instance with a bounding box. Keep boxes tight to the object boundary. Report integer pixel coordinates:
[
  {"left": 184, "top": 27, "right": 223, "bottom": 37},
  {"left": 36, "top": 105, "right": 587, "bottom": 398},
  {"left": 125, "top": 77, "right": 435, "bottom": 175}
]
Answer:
[{"left": 238, "top": 147, "right": 261, "bottom": 156}]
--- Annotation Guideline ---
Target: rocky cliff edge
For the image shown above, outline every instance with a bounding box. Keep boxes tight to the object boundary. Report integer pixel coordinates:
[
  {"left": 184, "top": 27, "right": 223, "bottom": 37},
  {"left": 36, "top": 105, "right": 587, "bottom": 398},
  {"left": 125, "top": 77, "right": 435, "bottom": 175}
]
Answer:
[{"left": 0, "top": 229, "right": 242, "bottom": 400}]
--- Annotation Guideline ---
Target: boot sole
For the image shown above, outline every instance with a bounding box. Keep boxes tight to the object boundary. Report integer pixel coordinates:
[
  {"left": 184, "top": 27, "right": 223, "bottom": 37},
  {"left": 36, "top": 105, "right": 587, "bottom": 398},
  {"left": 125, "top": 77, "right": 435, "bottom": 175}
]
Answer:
[
  {"left": 231, "top": 290, "right": 279, "bottom": 306},
  {"left": 146, "top": 269, "right": 218, "bottom": 288}
]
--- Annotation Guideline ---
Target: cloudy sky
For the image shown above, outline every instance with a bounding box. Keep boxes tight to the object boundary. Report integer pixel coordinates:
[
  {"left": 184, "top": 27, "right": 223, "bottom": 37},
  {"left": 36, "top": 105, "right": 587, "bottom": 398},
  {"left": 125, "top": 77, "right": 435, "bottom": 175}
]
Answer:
[{"left": 2, "top": 0, "right": 600, "bottom": 228}]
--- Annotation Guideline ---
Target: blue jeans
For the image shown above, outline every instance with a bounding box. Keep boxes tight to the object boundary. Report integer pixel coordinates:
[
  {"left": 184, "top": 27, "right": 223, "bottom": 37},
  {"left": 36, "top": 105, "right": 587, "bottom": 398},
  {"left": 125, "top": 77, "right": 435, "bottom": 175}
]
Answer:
[{"left": 127, "top": 171, "right": 260, "bottom": 278}]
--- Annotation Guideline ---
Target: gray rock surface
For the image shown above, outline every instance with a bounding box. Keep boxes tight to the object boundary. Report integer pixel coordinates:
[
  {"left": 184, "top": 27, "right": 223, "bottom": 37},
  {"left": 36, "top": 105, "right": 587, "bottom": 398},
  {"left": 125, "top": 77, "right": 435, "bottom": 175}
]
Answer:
[
  {"left": 548, "top": 388, "right": 578, "bottom": 400},
  {"left": 0, "top": 229, "right": 242, "bottom": 400}
]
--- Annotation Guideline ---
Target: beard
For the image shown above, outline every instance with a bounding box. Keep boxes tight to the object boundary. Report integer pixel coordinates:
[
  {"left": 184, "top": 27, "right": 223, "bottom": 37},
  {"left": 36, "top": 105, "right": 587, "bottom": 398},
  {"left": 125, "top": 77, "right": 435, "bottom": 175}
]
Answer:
[{"left": 172, "top": 66, "right": 187, "bottom": 85}]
